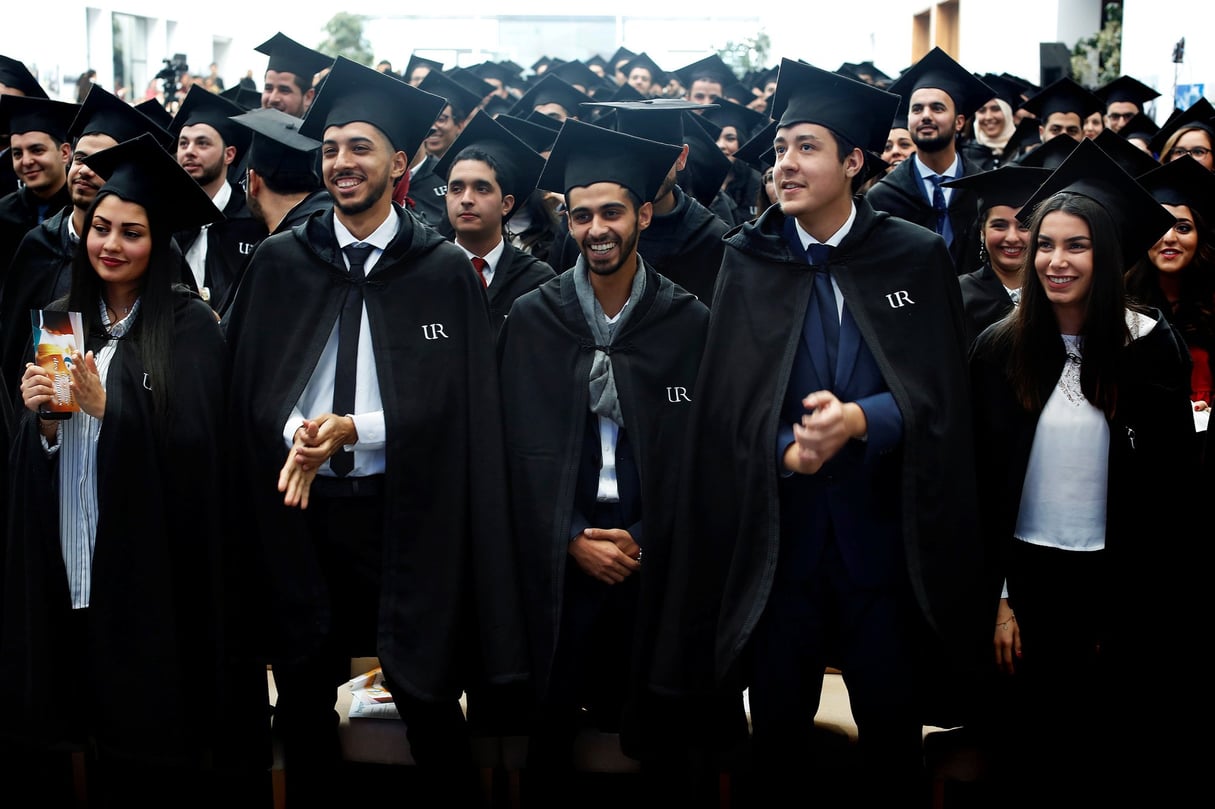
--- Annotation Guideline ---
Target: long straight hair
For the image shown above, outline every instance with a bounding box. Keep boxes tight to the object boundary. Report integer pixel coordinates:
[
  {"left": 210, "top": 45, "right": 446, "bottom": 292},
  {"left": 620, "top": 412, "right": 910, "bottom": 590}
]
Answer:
[
  {"left": 1124, "top": 205, "right": 1215, "bottom": 353},
  {"left": 995, "top": 192, "right": 1131, "bottom": 417},
  {"left": 67, "top": 189, "right": 177, "bottom": 435}
]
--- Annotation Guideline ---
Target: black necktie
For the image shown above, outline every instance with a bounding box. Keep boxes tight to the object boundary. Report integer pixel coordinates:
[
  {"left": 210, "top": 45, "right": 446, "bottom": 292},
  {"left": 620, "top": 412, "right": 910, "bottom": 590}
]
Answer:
[
  {"left": 331, "top": 243, "right": 373, "bottom": 477},
  {"left": 808, "top": 243, "right": 838, "bottom": 381},
  {"left": 928, "top": 175, "right": 955, "bottom": 247}
]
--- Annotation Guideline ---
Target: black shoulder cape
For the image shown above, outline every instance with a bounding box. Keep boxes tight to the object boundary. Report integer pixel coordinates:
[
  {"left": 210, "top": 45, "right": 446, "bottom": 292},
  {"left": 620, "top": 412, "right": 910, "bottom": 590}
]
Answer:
[{"left": 486, "top": 241, "right": 555, "bottom": 336}]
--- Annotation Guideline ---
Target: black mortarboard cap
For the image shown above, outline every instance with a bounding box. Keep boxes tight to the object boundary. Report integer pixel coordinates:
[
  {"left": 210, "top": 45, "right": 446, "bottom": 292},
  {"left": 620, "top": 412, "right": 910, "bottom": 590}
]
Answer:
[
  {"left": 680, "top": 111, "right": 731, "bottom": 207},
  {"left": 68, "top": 85, "right": 174, "bottom": 149},
  {"left": 1148, "top": 97, "right": 1215, "bottom": 156},
  {"left": 0, "top": 54, "right": 47, "bottom": 98},
  {"left": 404, "top": 53, "right": 444, "bottom": 83},
  {"left": 674, "top": 54, "right": 736, "bottom": 89},
  {"left": 508, "top": 74, "right": 592, "bottom": 120},
  {"left": 468, "top": 60, "right": 515, "bottom": 89},
  {"left": 482, "top": 95, "right": 514, "bottom": 118},
  {"left": 609, "top": 47, "right": 637, "bottom": 69},
  {"left": 433, "top": 111, "right": 544, "bottom": 222},
  {"left": 497, "top": 114, "right": 559, "bottom": 154},
  {"left": 1017, "top": 77, "right": 1103, "bottom": 121},
  {"left": 582, "top": 98, "right": 717, "bottom": 145},
  {"left": 530, "top": 55, "right": 558, "bottom": 73},
  {"left": 134, "top": 99, "right": 174, "bottom": 132},
  {"left": 220, "top": 82, "right": 263, "bottom": 111},
  {"left": 420, "top": 69, "right": 485, "bottom": 120},
  {"left": 1092, "top": 129, "right": 1160, "bottom": 178},
  {"left": 537, "top": 117, "right": 683, "bottom": 203},
  {"left": 980, "top": 73, "right": 1027, "bottom": 109},
  {"left": 1094, "top": 75, "right": 1160, "bottom": 109},
  {"left": 0, "top": 95, "right": 78, "bottom": 139},
  {"left": 1003, "top": 116, "right": 1043, "bottom": 160},
  {"left": 499, "top": 60, "right": 525, "bottom": 79},
  {"left": 83, "top": 133, "right": 224, "bottom": 233},
  {"left": 1118, "top": 112, "right": 1160, "bottom": 145},
  {"left": 890, "top": 98, "right": 909, "bottom": 131},
  {"left": 734, "top": 120, "right": 778, "bottom": 172},
  {"left": 548, "top": 60, "right": 611, "bottom": 94},
  {"left": 620, "top": 52, "right": 666, "bottom": 87},
  {"left": 230, "top": 107, "right": 320, "bottom": 180},
  {"left": 1138, "top": 154, "right": 1215, "bottom": 224},
  {"left": 587, "top": 54, "right": 609, "bottom": 72},
  {"left": 599, "top": 82, "right": 645, "bottom": 105},
  {"left": 1001, "top": 72, "right": 1039, "bottom": 99},
  {"left": 1018, "top": 137, "right": 1175, "bottom": 265},
  {"left": 886, "top": 47, "right": 993, "bottom": 117},
  {"left": 300, "top": 56, "right": 446, "bottom": 157},
  {"left": 169, "top": 85, "right": 252, "bottom": 161},
  {"left": 941, "top": 164, "right": 1053, "bottom": 213},
  {"left": 770, "top": 58, "right": 899, "bottom": 154},
  {"left": 702, "top": 95, "right": 767, "bottom": 140},
  {"left": 1016, "top": 128, "right": 1079, "bottom": 169},
  {"left": 255, "top": 33, "right": 333, "bottom": 85}
]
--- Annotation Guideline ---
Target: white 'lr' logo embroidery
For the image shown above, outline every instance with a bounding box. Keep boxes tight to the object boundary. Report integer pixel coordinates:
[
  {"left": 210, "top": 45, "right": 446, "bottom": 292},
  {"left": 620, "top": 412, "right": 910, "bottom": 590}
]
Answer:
[
  {"left": 885, "top": 290, "right": 915, "bottom": 308},
  {"left": 422, "top": 323, "right": 449, "bottom": 340},
  {"left": 666, "top": 386, "right": 691, "bottom": 403}
]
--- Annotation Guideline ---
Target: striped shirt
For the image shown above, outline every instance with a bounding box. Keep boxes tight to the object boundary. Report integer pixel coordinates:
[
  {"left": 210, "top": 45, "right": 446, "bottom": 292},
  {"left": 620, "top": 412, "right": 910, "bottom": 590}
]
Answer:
[{"left": 43, "top": 298, "right": 141, "bottom": 609}]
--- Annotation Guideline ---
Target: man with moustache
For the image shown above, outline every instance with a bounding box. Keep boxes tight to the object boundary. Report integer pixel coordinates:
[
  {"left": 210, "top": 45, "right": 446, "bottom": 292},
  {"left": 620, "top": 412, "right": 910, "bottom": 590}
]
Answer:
[
  {"left": 0, "top": 55, "right": 46, "bottom": 197},
  {"left": 226, "top": 57, "right": 523, "bottom": 809},
  {"left": 0, "top": 85, "right": 174, "bottom": 398},
  {"left": 170, "top": 86, "right": 266, "bottom": 313},
  {"left": 865, "top": 47, "right": 993, "bottom": 271},
  {"left": 255, "top": 32, "right": 333, "bottom": 119}
]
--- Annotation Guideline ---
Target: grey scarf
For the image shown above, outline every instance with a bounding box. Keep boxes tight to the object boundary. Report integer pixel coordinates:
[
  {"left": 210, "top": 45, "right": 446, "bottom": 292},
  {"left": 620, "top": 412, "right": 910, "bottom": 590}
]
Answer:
[{"left": 574, "top": 256, "right": 647, "bottom": 427}]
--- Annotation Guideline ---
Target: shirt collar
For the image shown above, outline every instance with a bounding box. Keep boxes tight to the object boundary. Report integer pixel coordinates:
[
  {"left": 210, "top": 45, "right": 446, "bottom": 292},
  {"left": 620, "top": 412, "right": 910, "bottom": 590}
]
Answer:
[
  {"left": 914, "top": 152, "right": 962, "bottom": 181},
  {"left": 210, "top": 180, "right": 233, "bottom": 215},
  {"left": 455, "top": 237, "right": 505, "bottom": 271},
  {"left": 794, "top": 202, "right": 856, "bottom": 249},
  {"left": 333, "top": 208, "right": 400, "bottom": 251}
]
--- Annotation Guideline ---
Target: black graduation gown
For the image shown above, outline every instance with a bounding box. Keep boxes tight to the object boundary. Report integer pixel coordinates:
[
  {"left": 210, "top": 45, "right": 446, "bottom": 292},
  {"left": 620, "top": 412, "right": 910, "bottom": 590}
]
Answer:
[
  {"left": 174, "top": 183, "right": 267, "bottom": 314},
  {"left": 408, "top": 155, "right": 455, "bottom": 240},
  {"left": 865, "top": 153, "right": 983, "bottom": 273},
  {"left": 485, "top": 240, "right": 554, "bottom": 336},
  {"left": 0, "top": 183, "right": 71, "bottom": 290},
  {"left": 551, "top": 186, "right": 729, "bottom": 307},
  {"left": 274, "top": 190, "right": 332, "bottom": 235},
  {"left": 958, "top": 262, "right": 1015, "bottom": 346},
  {"left": 651, "top": 200, "right": 989, "bottom": 721},
  {"left": 225, "top": 205, "right": 526, "bottom": 702},
  {"left": 723, "top": 161, "right": 763, "bottom": 225},
  {"left": 497, "top": 261, "right": 711, "bottom": 756},
  {"left": 1, "top": 289, "right": 229, "bottom": 763}
]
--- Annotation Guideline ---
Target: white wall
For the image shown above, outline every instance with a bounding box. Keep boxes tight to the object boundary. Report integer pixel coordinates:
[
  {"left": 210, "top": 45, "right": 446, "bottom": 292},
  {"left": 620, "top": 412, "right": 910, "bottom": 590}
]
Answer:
[{"left": 1121, "top": 1, "right": 1208, "bottom": 122}]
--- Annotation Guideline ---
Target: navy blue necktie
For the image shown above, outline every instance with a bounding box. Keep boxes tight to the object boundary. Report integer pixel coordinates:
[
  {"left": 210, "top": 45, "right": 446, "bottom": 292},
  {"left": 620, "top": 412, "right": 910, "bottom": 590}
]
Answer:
[
  {"left": 808, "top": 243, "right": 838, "bottom": 381},
  {"left": 928, "top": 174, "right": 954, "bottom": 248},
  {"left": 331, "top": 243, "right": 373, "bottom": 477}
]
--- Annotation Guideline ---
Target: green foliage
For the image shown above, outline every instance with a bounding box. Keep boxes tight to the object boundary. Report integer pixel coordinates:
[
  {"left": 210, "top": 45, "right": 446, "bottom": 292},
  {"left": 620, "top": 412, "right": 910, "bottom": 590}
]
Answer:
[
  {"left": 717, "top": 30, "right": 772, "bottom": 76},
  {"left": 318, "top": 12, "right": 374, "bottom": 66},
  {"left": 1071, "top": 1, "right": 1122, "bottom": 87}
]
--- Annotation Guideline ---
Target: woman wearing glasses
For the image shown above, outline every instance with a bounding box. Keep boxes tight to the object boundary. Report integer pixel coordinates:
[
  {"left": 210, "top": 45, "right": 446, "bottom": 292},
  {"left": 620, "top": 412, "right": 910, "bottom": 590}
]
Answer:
[{"left": 1150, "top": 98, "right": 1215, "bottom": 170}]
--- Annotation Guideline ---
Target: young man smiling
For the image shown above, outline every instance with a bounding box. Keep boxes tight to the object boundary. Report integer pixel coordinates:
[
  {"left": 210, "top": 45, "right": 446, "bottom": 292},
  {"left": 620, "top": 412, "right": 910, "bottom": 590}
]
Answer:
[{"left": 653, "top": 58, "right": 987, "bottom": 807}]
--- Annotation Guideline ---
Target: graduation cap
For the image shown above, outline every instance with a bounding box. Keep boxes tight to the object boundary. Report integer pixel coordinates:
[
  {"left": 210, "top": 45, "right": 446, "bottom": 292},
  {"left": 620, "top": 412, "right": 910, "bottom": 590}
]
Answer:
[
  {"left": 1118, "top": 112, "right": 1160, "bottom": 146},
  {"left": 254, "top": 32, "right": 333, "bottom": 86},
  {"left": 674, "top": 54, "right": 736, "bottom": 89},
  {"left": 596, "top": 82, "right": 645, "bottom": 105},
  {"left": 586, "top": 54, "right": 609, "bottom": 73},
  {"left": 1092, "top": 129, "right": 1160, "bottom": 178},
  {"left": 1138, "top": 154, "right": 1215, "bottom": 224},
  {"left": 419, "top": 69, "right": 485, "bottom": 120},
  {"left": 581, "top": 98, "right": 717, "bottom": 145},
  {"left": 702, "top": 96, "right": 767, "bottom": 141},
  {"left": 548, "top": 60, "right": 611, "bottom": 94},
  {"left": 433, "top": 111, "right": 544, "bottom": 222},
  {"left": 169, "top": 85, "right": 253, "bottom": 162},
  {"left": 886, "top": 47, "right": 993, "bottom": 117},
  {"left": 1001, "top": 72, "right": 1039, "bottom": 99},
  {"left": 481, "top": 95, "right": 515, "bottom": 119},
  {"left": 679, "top": 111, "right": 732, "bottom": 208},
  {"left": 620, "top": 53, "right": 666, "bottom": 87},
  {"left": 68, "top": 85, "right": 174, "bottom": 150},
  {"left": 980, "top": 73, "right": 1028, "bottom": 109},
  {"left": 733, "top": 120, "right": 777, "bottom": 172},
  {"left": 0, "top": 95, "right": 78, "bottom": 139},
  {"left": 942, "top": 164, "right": 1053, "bottom": 215},
  {"left": 890, "top": 99, "right": 909, "bottom": 131},
  {"left": 530, "top": 55, "right": 559, "bottom": 74},
  {"left": 468, "top": 60, "right": 516, "bottom": 90},
  {"left": 134, "top": 99, "right": 174, "bottom": 132},
  {"left": 1017, "top": 77, "right": 1103, "bottom": 121},
  {"left": 1148, "top": 97, "right": 1215, "bottom": 157},
  {"left": 537, "top": 117, "right": 683, "bottom": 203},
  {"left": 1017, "top": 137, "right": 1176, "bottom": 266},
  {"left": 220, "top": 82, "right": 263, "bottom": 111},
  {"left": 508, "top": 74, "right": 592, "bottom": 121},
  {"left": 82, "top": 132, "right": 224, "bottom": 233},
  {"left": 230, "top": 107, "right": 320, "bottom": 181},
  {"left": 300, "top": 56, "right": 447, "bottom": 158},
  {"left": 498, "top": 60, "right": 525, "bottom": 79},
  {"left": 609, "top": 47, "right": 638, "bottom": 71},
  {"left": 1094, "top": 75, "right": 1160, "bottom": 111},
  {"left": 1016, "top": 128, "right": 1079, "bottom": 169},
  {"left": 0, "top": 54, "right": 47, "bottom": 98},
  {"left": 497, "top": 114, "right": 559, "bottom": 154},
  {"left": 769, "top": 58, "right": 900, "bottom": 154},
  {"left": 1002, "top": 116, "right": 1043, "bottom": 160},
  {"left": 404, "top": 54, "right": 444, "bottom": 85}
]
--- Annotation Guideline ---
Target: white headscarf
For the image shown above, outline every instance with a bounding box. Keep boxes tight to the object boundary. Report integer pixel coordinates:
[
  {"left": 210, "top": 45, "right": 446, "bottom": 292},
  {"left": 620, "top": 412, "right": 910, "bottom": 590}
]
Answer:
[{"left": 973, "top": 98, "right": 1016, "bottom": 156}]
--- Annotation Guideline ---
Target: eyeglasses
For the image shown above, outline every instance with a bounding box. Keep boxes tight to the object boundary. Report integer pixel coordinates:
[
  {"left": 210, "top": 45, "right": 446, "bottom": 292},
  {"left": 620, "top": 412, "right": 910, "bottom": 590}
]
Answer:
[
  {"left": 1170, "top": 146, "right": 1211, "bottom": 159},
  {"left": 1106, "top": 111, "right": 1137, "bottom": 121}
]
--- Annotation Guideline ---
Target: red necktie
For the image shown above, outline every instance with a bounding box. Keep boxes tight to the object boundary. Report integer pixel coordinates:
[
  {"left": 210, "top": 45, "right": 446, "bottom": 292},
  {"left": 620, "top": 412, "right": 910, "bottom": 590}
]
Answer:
[{"left": 471, "top": 256, "right": 489, "bottom": 287}]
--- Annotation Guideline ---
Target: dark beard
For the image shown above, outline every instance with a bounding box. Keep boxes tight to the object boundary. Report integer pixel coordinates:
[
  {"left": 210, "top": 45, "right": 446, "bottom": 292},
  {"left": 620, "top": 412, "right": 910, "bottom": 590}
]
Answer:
[
  {"left": 332, "top": 172, "right": 391, "bottom": 217},
  {"left": 912, "top": 128, "right": 956, "bottom": 154},
  {"left": 582, "top": 223, "right": 640, "bottom": 277}
]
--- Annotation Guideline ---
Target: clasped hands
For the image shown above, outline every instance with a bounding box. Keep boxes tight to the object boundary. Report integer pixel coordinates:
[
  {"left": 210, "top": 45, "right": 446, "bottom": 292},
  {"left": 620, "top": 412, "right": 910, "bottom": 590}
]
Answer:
[
  {"left": 277, "top": 413, "right": 358, "bottom": 509},
  {"left": 569, "top": 528, "right": 641, "bottom": 585},
  {"left": 783, "top": 390, "right": 865, "bottom": 475}
]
